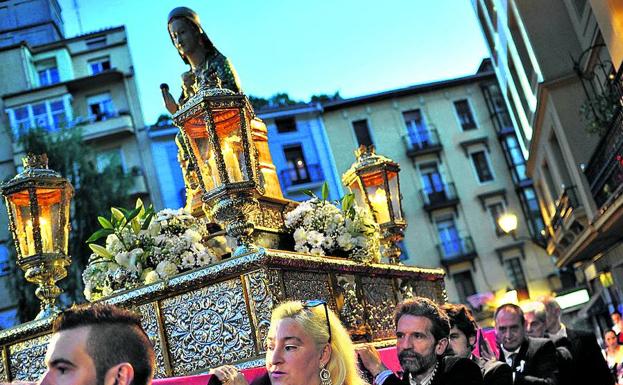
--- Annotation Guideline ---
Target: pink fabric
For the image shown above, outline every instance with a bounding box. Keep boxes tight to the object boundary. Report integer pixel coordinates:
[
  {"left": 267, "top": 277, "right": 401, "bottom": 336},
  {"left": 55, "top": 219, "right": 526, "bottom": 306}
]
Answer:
[
  {"left": 472, "top": 328, "right": 499, "bottom": 359},
  {"left": 153, "top": 346, "right": 400, "bottom": 385}
]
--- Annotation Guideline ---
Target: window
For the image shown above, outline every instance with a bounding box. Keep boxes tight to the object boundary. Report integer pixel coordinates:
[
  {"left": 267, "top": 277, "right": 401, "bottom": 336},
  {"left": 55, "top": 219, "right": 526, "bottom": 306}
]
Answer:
[
  {"left": 352, "top": 119, "right": 373, "bottom": 147},
  {"left": 275, "top": 117, "right": 296, "bottom": 133},
  {"left": 87, "top": 92, "right": 115, "bottom": 121},
  {"left": 13, "top": 106, "right": 30, "bottom": 136},
  {"left": 436, "top": 218, "right": 462, "bottom": 258},
  {"left": 504, "top": 136, "right": 527, "bottom": 182},
  {"left": 454, "top": 99, "right": 477, "bottom": 130},
  {"left": 86, "top": 36, "right": 107, "bottom": 49},
  {"left": 403, "top": 109, "right": 430, "bottom": 147},
  {"left": 505, "top": 257, "right": 529, "bottom": 300},
  {"left": 283, "top": 145, "right": 310, "bottom": 185},
  {"left": 38, "top": 67, "right": 60, "bottom": 86},
  {"left": 453, "top": 271, "right": 476, "bottom": 304},
  {"left": 470, "top": 150, "right": 494, "bottom": 183},
  {"left": 420, "top": 163, "right": 445, "bottom": 203},
  {"left": 96, "top": 149, "right": 125, "bottom": 173},
  {"left": 50, "top": 100, "right": 67, "bottom": 131},
  {"left": 487, "top": 202, "right": 506, "bottom": 235},
  {"left": 89, "top": 56, "right": 111, "bottom": 75},
  {"left": 32, "top": 102, "right": 49, "bottom": 130}
]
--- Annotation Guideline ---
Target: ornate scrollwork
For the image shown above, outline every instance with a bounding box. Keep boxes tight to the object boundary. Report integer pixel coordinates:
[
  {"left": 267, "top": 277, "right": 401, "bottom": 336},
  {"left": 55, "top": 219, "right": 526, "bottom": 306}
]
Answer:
[
  {"left": 161, "top": 278, "right": 255, "bottom": 375},
  {"left": 266, "top": 268, "right": 285, "bottom": 302},
  {"left": 9, "top": 334, "right": 50, "bottom": 381},
  {"left": 244, "top": 269, "right": 274, "bottom": 351},
  {"left": 282, "top": 271, "right": 335, "bottom": 309},
  {"left": 335, "top": 275, "right": 369, "bottom": 341},
  {"left": 415, "top": 279, "right": 445, "bottom": 303},
  {"left": 137, "top": 302, "right": 169, "bottom": 378},
  {"left": 361, "top": 277, "right": 396, "bottom": 340}
]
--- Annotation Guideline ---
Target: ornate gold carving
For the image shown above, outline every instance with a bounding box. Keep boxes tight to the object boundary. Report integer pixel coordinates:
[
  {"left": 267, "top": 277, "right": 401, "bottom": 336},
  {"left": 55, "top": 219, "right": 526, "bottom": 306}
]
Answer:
[
  {"left": 9, "top": 334, "right": 50, "bottom": 381},
  {"left": 414, "top": 279, "right": 446, "bottom": 303},
  {"left": 161, "top": 278, "right": 255, "bottom": 375},
  {"left": 282, "top": 271, "right": 335, "bottom": 309},
  {"left": 361, "top": 277, "right": 397, "bottom": 340},
  {"left": 0, "top": 348, "right": 7, "bottom": 382},
  {"left": 266, "top": 268, "right": 285, "bottom": 302},
  {"left": 244, "top": 269, "right": 274, "bottom": 352},
  {"left": 335, "top": 275, "right": 369, "bottom": 341},
  {"left": 137, "top": 302, "right": 169, "bottom": 378}
]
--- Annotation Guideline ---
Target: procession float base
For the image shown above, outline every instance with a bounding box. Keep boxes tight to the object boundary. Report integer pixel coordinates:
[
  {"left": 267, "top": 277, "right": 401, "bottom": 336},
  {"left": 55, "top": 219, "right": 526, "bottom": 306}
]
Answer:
[{"left": 0, "top": 249, "right": 445, "bottom": 382}]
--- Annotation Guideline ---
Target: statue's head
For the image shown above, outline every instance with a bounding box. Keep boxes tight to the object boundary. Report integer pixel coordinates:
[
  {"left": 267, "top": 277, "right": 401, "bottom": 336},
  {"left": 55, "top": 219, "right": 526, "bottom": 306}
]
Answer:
[{"left": 167, "top": 7, "right": 215, "bottom": 64}]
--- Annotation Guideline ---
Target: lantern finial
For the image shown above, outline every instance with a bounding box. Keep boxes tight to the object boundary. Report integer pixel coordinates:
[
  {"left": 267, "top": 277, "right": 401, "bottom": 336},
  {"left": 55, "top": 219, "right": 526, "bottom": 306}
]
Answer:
[{"left": 23, "top": 153, "right": 49, "bottom": 169}]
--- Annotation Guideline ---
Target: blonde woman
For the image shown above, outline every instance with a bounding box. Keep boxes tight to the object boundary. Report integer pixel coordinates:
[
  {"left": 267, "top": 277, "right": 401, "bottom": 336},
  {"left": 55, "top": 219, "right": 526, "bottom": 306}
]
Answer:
[{"left": 210, "top": 300, "right": 368, "bottom": 385}]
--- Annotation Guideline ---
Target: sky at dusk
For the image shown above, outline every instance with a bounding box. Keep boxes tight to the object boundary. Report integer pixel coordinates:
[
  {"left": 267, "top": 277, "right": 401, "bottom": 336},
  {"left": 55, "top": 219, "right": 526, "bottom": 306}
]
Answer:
[{"left": 58, "top": 0, "right": 489, "bottom": 125}]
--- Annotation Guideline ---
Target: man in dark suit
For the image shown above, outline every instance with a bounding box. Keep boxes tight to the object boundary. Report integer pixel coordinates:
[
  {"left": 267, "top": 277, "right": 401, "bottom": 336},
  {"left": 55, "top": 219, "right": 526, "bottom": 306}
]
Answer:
[
  {"left": 442, "top": 303, "right": 512, "bottom": 385},
  {"left": 495, "top": 303, "right": 558, "bottom": 385},
  {"left": 357, "top": 296, "right": 483, "bottom": 385},
  {"left": 541, "top": 296, "right": 613, "bottom": 385}
]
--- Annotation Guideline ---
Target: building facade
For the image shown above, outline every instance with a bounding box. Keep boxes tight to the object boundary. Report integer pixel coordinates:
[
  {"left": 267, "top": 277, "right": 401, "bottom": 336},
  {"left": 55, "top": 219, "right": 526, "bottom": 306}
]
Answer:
[
  {"left": 473, "top": 0, "right": 623, "bottom": 327},
  {"left": 258, "top": 103, "right": 343, "bottom": 202},
  {"left": 0, "top": 1, "right": 161, "bottom": 326},
  {"left": 321, "top": 62, "right": 556, "bottom": 313}
]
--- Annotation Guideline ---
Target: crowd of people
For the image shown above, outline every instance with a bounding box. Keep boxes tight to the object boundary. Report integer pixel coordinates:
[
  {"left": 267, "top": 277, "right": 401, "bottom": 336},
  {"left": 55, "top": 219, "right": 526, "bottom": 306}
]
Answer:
[{"left": 13, "top": 295, "right": 621, "bottom": 385}]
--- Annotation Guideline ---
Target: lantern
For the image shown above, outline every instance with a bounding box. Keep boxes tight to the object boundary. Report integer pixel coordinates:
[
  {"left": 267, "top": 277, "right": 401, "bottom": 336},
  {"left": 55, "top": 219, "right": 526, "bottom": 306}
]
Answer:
[
  {"left": 173, "top": 84, "right": 263, "bottom": 256},
  {"left": 1, "top": 154, "right": 73, "bottom": 319},
  {"left": 342, "top": 146, "right": 406, "bottom": 263}
]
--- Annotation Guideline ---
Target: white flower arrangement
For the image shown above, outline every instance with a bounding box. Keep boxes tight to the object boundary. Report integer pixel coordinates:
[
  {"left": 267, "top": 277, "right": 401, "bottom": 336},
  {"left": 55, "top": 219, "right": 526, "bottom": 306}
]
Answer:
[
  {"left": 82, "top": 199, "right": 229, "bottom": 301},
  {"left": 285, "top": 184, "right": 381, "bottom": 263}
]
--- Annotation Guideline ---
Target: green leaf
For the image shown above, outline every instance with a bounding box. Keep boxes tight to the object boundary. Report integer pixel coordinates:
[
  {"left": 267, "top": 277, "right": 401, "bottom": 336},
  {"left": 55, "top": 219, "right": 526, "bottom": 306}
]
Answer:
[
  {"left": 303, "top": 189, "right": 316, "bottom": 198},
  {"left": 341, "top": 193, "right": 355, "bottom": 212},
  {"left": 321, "top": 182, "right": 329, "bottom": 201},
  {"left": 141, "top": 211, "right": 155, "bottom": 230},
  {"left": 111, "top": 207, "right": 125, "bottom": 222},
  {"left": 86, "top": 228, "right": 114, "bottom": 243},
  {"left": 89, "top": 243, "right": 113, "bottom": 259},
  {"left": 131, "top": 217, "right": 141, "bottom": 234},
  {"left": 135, "top": 198, "right": 145, "bottom": 217},
  {"left": 125, "top": 206, "right": 141, "bottom": 222},
  {"left": 97, "top": 216, "right": 113, "bottom": 229}
]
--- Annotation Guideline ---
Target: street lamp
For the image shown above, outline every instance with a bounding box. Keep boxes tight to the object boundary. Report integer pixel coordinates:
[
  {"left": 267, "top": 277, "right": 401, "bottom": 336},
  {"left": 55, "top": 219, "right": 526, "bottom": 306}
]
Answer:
[
  {"left": 1, "top": 154, "right": 73, "bottom": 319},
  {"left": 498, "top": 212, "right": 519, "bottom": 236},
  {"left": 173, "top": 82, "right": 264, "bottom": 256},
  {"left": 342, "top": 145, "right": 406, "bottom": 263}
]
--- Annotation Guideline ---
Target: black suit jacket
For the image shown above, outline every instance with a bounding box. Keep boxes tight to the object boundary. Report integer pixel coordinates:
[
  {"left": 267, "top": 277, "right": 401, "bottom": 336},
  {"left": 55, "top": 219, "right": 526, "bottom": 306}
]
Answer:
[
  {"left": 551, "top": 329, "right": 613, "bottom": 385},
  {"left": 499, "top": 337, "right": 558, "bottom": 385},
  {"left": 383, "top": 356, "right": 483, "bottom": 385},
  {"left": 473, "top": 356, "right": 513, "bottom": 385}
]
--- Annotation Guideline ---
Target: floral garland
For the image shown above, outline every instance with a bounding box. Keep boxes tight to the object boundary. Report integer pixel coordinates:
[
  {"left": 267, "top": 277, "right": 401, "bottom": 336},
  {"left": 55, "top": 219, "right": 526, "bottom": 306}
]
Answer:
[
  {"left": 82, "top": 200, "right": 229, "bottom": 301},
  {"left": 284, "top": 187, "right": 381, "bottom": 263}
]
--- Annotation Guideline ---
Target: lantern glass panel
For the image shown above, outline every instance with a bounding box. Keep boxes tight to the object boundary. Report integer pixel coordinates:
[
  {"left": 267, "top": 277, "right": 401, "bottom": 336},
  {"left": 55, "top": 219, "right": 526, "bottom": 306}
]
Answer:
[
  {"left": 349, "top": 177, "right": 366, "bottom": 209},
  {"left": 387, "top": 171, "right": 403, "bottom": 222},
  {"left": 362, "top": 172, "right": 391, "bottom": 224},
  {"left": 183, "top": 115, "right": 221, "bottom": 190},
  {"left": 214, "top": 108, "right": 246, "bottom": 183}
]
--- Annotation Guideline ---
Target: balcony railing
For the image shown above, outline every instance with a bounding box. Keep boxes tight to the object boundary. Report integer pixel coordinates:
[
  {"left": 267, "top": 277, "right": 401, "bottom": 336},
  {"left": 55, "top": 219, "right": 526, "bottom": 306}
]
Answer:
[
  {"left": 279, "top": 164, "right": 324, "bottom": 190},
  {"left": 402, "top": 129, "right": 442, "bottom": 158},
  {"left": 436, "top": 236, "right": 477, "bottom": 265},
  {"left": 584, "top": 63, "right": 623, "bottom": 210},
  {"left": 549, "top": 185, "right": 580, "bottom": 233},
  {"left": 419, "top": 182, "right": 459, "bottom": 211}
]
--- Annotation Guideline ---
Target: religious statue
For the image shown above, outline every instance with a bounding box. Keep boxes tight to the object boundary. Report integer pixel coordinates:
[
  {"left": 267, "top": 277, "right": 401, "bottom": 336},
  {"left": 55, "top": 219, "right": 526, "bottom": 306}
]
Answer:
[{"left": 160, "top": 6, "right": 242, "bottom": 113}]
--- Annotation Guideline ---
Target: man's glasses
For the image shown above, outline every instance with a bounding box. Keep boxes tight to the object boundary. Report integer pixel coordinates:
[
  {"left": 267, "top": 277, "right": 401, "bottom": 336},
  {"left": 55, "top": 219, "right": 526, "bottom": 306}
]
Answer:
[{"left": 303, "top": 299, "right": 332, "bottom": 344}]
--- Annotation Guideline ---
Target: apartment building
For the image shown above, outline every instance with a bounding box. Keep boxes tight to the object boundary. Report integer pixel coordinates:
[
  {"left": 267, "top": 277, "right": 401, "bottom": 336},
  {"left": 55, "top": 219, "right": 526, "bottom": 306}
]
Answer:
[
  {"left": 473, "top": 0, "right": 623, "bottom": 325},
  {"left": 321, "top": 61, "right": 556, "bottom": 312},
  {"left": 0, "top": 0, "right": 161, "bottom": 326}
]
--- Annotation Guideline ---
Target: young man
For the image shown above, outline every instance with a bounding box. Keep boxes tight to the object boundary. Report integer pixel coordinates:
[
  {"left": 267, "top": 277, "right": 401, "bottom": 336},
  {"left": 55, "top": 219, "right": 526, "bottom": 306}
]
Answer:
[
  {"left": 357, "top": 297, "right": 482, "bottom": 385},
  {"left": 494, "top": 303, "right": 558, "bottom": 385},
  {"left": 441, "top": 304, "right": 511, "bottom": 385},
  {"left": 40, "top": 303, "right": 155, "bottom": 385}
]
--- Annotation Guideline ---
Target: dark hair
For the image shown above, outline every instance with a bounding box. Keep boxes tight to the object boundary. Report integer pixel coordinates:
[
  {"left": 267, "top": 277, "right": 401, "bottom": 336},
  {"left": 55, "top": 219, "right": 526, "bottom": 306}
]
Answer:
[
  {"left": 612, "top": 311, "right": 622, "bottom": 317},
  {"left": 605, "top": 329, "right": 617, "bottom": 337},
  {"left": 167, "top": 14, "right": 216, "bottom": 64},
  {"left": 53, "top": 304, "right": 155, "bottom": 385},
  {"left": 441, "top": 303, "right": 477, "bottom": 339},
  {"left": 494, "top": 303, "right": 525, "bottom": 326},
  {"left": 394, "top": 297, "right": 450, "bottom": 342}
]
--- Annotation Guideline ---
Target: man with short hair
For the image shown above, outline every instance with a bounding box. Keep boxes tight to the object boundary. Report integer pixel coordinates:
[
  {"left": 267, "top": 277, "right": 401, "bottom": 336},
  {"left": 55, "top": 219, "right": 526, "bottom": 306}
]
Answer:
[
  {"left": 357, "top": 297, "right": 483, "bottom": 385},
  {"left": 441, "top": 303, "right": 511, "bottom": 385},
  {"left": 40, "top": 303, "right": 156, "bottom": 385},
  {"left": 495, "top": 303, "right": 558, "bottom": 384},
  {"left": 540, "top": 296, "right": 612, "bottom": 385},
  {"left": 524, "top": 303, "right": 547, "bottom": 339}
]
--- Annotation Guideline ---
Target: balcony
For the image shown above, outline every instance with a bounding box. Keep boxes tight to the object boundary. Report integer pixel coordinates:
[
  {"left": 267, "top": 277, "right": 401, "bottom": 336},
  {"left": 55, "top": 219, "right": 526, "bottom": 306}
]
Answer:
[
  {"left": 545, "top": 185, "right": 586, "bottom": 256},
  {"left": 402, "top": 129, "right": 442, "bottom": 159},
  {"left": 279, "top": 164, "right": 324, "bottom": 193},
  {"left": 77, "top": 110, "right": 135, "bottom": 141},
  {"left": 583, "top": 63, "right": 623, "bottom": 211},
  {"left": 419, "top": 183, "right": 459, "bottom": 213},
  {"left": 436, "top": 236, "right": 477, "bottom": 267}
]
